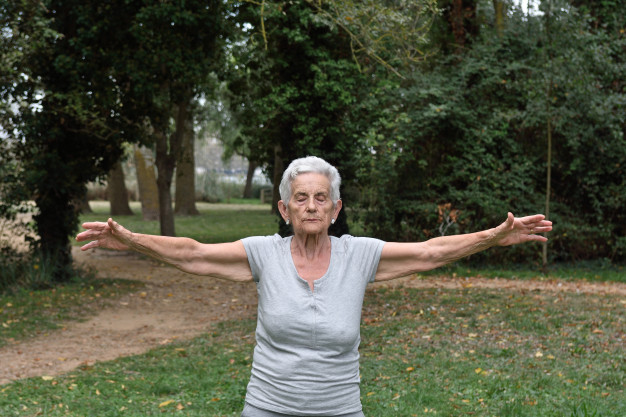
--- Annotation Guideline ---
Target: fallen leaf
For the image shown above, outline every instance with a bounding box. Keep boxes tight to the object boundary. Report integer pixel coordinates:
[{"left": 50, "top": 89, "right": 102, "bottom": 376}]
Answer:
[
  {"left": 159, "top": 400, "right": 174, "bottom": 408},
  {"left": 41, "top": 376, "right": 54, "bottom": 381}
]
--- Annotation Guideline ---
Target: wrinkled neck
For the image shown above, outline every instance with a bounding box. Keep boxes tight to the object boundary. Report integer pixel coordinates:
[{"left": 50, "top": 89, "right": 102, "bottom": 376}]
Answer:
[{"left": 291, "top": 231, "right": 331, "bottom": 260}]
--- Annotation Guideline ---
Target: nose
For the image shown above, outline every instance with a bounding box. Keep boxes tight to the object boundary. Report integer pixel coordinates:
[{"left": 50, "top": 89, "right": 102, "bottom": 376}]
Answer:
[{"left": 306, "top": 197, "right": 317, "bottom": 212}]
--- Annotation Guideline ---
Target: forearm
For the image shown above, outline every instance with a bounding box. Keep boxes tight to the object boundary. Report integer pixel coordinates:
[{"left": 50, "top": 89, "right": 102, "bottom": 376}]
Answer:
[
  {"left": 128, "top": 233, "right": 203, "bottom": 271},
  {"left": 377, "top": 213, "right": 551, "bottom": 281},
  {"left": 77, "top": 219, "right": 252, "bottom": 280},
  {"left": 424, "top": 228, "right": 498, "bottom": 268}
]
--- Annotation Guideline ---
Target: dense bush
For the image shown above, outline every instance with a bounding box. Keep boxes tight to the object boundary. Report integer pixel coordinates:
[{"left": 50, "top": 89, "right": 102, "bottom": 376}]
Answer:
[{"left": 354, "top": 6, "right": 625, "bottom": 264}]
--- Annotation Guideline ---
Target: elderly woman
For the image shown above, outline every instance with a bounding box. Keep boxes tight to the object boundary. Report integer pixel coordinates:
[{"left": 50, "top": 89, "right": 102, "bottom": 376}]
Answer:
[{"left": 76, "top": 156, "right": 552, "bottom": 417}]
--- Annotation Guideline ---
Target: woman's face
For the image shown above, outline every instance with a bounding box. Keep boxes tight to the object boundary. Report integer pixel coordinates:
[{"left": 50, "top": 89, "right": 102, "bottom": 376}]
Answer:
[{"left": 279, "top": 172, "right": 342, "bottom": 236}]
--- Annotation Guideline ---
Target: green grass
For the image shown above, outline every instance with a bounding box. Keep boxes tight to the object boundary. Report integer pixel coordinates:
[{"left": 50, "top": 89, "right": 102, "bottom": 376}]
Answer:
[
  {"left": 0, "top": 278, "right": 141, "bottom": 348},
  {"left": 1, "top": 286, "right": 623, "bottom": 416},
  {"left": 78, "top": 201, "right": 277, "bottom": 244},
  {"left": 422, "top": 261, "right": 626, "bottom": 284}
]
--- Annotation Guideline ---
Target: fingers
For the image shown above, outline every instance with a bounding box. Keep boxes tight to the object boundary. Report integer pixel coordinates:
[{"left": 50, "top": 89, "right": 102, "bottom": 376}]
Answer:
[
  {"left": 80, "top": 221, "right": 108, "bottom": 231},
  {"left": 517, "top": 214, "right": 552, "bottom": 234},
  {"left": 79, "top": 240, "right": 99, "bottom": 251}
]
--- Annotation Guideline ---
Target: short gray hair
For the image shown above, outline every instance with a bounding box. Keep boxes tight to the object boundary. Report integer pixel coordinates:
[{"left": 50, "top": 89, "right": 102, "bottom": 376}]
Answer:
[{"left": 279, "top": 156, "right": 341, "bottom": 205}]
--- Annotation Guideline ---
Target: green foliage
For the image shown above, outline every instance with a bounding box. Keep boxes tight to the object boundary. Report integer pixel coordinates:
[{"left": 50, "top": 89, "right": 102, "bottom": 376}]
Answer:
[
  {"left": 354, "top": 3, "right": 626, "bottom": 263},
  {"left": 1, "top": 0, "right": 127, "bottom": 280},
  {"left": 306, "top": 0, "right": 440, "bottom": 77},
  {"left": 227, "top": 0, "right": 373, "bottom": 236}
]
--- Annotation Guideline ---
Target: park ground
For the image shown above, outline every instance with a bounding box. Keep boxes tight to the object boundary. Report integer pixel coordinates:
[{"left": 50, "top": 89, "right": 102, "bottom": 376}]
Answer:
[{"left": 1, "top": 245, "right": 624, "bottom": 385}]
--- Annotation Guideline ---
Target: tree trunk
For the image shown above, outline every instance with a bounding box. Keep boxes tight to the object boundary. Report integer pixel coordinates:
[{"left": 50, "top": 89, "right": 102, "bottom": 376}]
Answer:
[
  {"left": 493, "top": 0, "right": 505, "bottom": 38},
  {"left": 447, "top": 0, "right": 479, "bottom": 53},
  {"left": 107, "top": 160, "right": 133, "bottom": 216},
  {"left": 155, "top": 127, "right": 177, "bottom": 237},
  {"left": 175, "top": 101, "right": 199, "bottom": 216},
  {"left": 543, "top": 114, "right": 552, "bottom": 268},
  {"left": 243, "top": 160, "right": 258, "bottom": 199},
  {"left": 35, "top": 195, "right": 73, "bottom": 283},
  {"left": 542, "top": 0, "right": 553, "bottom": 269},
  {"left": 154, "top": 96, "right": 188, "bottom": 236},
  {"left": 271, "top": 144, "right": 284, "bottom": 215},
  {"left": 133, "top": 145, "right": 160, "bottom": 221},
  {"left": 73, "top": 189, "right": 92, "bottom": 214}
]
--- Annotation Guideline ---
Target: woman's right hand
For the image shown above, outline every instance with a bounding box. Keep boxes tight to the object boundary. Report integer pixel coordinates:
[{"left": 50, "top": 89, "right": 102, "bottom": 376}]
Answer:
[{"left": 76, "top": 218, "right": 133, "bottom": 251}]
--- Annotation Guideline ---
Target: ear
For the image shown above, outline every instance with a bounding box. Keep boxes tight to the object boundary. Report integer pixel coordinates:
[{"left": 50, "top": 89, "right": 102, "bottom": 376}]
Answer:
[
  {"left": 278, "top": 200, "right": 289, "bottom": 221},
  {"left": 333, "top": 199, "right": 343, "bottom": 219}
]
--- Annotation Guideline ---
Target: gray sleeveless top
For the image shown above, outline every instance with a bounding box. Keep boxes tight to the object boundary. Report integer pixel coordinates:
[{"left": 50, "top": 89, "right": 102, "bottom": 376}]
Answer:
[{"left": 241, "top": 234, "right": 385, "bottom": 416}]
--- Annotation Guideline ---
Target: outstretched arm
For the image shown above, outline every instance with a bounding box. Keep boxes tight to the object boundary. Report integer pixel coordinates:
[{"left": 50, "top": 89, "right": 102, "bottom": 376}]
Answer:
[
  {"left": 375, "top": 213, "right": 552, "bottom": 281},
  {"left": 76, "top": 219, "right": 253, "bottom": 282}
]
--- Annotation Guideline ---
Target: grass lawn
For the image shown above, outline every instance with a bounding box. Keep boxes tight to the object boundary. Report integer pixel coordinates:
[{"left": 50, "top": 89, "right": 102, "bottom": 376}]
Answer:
[
  {"left": 78, "top": 201, "right": 277, "bottom": 244},
  {"left": 1, "top": 202, "right": 624, "bottom": 416},
  {"left": 1, "top": 285, "right": 623, "bottom": 416}
]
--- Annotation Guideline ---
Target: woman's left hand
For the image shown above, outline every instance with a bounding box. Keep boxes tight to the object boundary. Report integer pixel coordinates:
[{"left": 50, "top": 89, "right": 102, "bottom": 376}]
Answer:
[{"left": 494, "top": 212, "right": 553, "bottom": 246}]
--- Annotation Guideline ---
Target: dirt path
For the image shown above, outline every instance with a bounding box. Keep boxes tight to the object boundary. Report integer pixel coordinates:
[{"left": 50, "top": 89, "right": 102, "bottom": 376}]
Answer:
[
  {"left": 1, "top": 248, "right": 624, "bottom": 385},
  {"left": 0, "top": 248, "right": 258, "bottom": 385}
]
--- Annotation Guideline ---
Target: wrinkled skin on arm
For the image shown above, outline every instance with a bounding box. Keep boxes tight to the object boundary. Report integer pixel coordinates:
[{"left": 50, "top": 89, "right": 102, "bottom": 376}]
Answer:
[
  {"left": 376, "top": 213, "right": 552, "bottom": 281},
  {"left": 76, "top": 219, "right": 253, "bottom": 282}
]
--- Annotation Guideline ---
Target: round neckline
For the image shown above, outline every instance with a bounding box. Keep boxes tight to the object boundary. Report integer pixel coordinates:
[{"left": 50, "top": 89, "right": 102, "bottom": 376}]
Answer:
[{"left": 287, "top": 235, "right": 335, "bottom": 292}]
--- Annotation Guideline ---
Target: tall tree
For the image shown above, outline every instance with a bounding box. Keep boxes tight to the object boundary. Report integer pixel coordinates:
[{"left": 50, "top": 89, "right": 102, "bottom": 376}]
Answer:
[
  {"left": 228, "top": 1, "right": 374, "bottom": 235},
  {"left": 1, "top": 0, "right": 127, "bottom": 280},
  {"left": 99, "top": 0, "right": 226, "bottom": 236}
]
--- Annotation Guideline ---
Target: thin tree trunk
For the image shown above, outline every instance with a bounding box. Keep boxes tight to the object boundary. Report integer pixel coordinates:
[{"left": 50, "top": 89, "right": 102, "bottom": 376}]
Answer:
[
  {"left": 107, "top": 160, "right": 133, "bottom": 216},
  {"left": 155, "top": 127, "right": 177, "bottom": 237},
  {"left": 271, "top": 144, "right": 283, "bottom": 215},
  {"left": 543, "top": 115, "right": 552, "bottom": 268},
  {"left": 175, "top": 101, "right": 199, "bottom": 216},
  {"left": 133, "top": 145, "right": 159, "bottom": 221},
  {"left": 542, "top": 0, "right": 553, "bottom": 269},
  {"left": 243, "top": 160, "right": 258, "bottom": 199}
]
